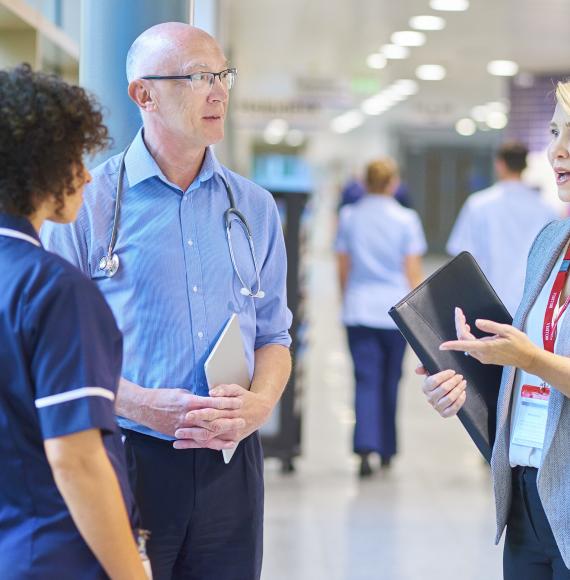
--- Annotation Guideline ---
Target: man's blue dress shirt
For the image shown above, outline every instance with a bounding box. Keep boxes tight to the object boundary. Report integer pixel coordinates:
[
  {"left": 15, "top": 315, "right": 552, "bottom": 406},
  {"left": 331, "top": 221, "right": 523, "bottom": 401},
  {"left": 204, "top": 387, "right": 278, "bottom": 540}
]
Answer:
[{"left": 42, "top": 130, "right": 292, "bottom": 439}]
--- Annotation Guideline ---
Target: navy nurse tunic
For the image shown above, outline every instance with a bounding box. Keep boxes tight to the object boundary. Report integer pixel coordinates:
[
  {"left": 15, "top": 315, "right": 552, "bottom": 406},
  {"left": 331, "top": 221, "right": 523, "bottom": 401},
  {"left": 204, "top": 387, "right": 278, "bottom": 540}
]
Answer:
[{"left": 0, "top": 214, "right": 137, "bottom": 579}]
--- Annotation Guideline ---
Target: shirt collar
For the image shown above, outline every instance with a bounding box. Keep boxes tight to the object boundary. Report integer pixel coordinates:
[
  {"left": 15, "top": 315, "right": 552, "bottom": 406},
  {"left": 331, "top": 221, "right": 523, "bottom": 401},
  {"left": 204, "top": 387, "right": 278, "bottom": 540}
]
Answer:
[
  {"left": 499, "top": 179, "right": 530, "bottom": 193},
  {"left": 0, "top": 213, "right": 41, "bottom": 245},
  {"left": 364, "top": 193, "right": 396, "bottom": 203},
  {"left": 124, "top": 128, "right": 225, "bottom": 193}
]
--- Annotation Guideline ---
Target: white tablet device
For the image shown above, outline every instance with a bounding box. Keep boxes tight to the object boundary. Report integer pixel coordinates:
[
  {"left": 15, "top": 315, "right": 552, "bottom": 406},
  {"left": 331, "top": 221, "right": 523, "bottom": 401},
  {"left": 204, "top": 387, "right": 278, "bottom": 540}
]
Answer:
[{"left": 204, "top": 314, "right": 250, "bottom": 463}]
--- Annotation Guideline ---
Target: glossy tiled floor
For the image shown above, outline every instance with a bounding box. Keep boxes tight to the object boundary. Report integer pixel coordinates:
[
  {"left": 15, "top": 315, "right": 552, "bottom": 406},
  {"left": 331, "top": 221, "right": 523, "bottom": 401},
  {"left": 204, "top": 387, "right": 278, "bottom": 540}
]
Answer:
[{"left": 261, "top": 194, "right": 503, "bottom": 580}]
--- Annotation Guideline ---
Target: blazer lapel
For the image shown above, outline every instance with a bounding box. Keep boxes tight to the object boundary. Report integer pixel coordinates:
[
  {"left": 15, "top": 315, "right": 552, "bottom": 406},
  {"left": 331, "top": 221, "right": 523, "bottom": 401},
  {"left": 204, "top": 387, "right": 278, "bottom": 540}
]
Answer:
[
  {"left": 522, "top": 221, "right": 570, "bottom": 461},
  {"left": 493, "top": 222, "right": 569, "bottom": 464}
]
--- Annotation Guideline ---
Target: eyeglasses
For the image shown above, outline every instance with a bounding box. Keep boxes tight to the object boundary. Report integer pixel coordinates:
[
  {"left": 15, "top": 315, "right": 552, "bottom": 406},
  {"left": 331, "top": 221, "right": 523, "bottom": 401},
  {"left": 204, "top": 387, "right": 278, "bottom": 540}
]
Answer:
[{"left": 141, "top": 68, "right": 237, "bottom": 93}]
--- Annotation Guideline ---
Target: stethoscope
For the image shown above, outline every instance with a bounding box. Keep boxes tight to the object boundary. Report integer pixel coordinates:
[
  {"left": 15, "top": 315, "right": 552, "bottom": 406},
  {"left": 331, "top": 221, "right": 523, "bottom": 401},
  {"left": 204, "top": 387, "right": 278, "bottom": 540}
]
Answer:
[{"left": 98, "top": 148, "right": 265, "bottom": 299}]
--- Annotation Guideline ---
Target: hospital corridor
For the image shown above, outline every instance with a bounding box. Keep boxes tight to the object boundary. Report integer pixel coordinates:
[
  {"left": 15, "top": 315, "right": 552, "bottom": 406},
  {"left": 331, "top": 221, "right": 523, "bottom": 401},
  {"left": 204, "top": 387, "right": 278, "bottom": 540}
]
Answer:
[
  {"left": 2, "top": 0, "right": 570, "bottom": 579},
  {"left": 262, "top": 187, "right": 502, "bottom": 580}
]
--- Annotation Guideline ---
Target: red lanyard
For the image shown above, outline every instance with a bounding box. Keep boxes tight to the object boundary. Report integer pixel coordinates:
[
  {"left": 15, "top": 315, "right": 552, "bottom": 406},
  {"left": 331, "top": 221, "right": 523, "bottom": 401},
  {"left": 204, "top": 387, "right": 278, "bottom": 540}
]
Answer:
[{"left": 543, "top": 244, "right": 570, "bottom": 353}]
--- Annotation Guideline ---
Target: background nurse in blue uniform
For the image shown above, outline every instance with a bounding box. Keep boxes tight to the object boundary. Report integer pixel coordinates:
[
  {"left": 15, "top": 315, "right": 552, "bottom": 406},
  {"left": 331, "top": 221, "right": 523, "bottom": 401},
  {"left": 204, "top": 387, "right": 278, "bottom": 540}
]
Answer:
[
  {"left": 0, "top": 64, "right": 148, "bottom": 579},
  {"left": 336, "top": 158, "right": 427, "bottom": 477}
]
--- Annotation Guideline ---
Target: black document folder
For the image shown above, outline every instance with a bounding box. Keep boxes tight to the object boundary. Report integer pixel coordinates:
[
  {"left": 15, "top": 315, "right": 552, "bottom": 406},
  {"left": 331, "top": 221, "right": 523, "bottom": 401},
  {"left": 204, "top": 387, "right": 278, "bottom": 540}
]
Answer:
[{"left": 388, "top": 251, "right": 513, "bottom": 462}]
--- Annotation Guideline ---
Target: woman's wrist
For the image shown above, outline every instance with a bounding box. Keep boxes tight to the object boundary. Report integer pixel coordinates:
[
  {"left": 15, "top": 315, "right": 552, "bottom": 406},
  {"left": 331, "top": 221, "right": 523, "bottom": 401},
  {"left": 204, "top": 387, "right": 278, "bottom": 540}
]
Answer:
[{"left": 523, "top": 344, "right": 546, "bottom": 378}]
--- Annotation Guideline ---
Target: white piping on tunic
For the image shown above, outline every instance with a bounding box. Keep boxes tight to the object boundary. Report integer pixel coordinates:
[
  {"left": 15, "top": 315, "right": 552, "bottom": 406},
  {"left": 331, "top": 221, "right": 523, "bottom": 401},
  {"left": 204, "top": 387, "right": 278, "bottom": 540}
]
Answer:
[
  {"left": 0, "top": 228, "right": 41, "bottom": 247},
  {"left": 35, "top": 387, "right": 115, "bottom": 409}
]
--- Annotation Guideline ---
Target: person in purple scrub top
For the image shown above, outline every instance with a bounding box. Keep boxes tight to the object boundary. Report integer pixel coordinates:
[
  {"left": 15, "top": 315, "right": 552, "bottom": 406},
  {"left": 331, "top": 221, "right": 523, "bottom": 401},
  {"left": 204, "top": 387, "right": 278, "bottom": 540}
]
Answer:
[{"left": 0, "top": 64, "right": 148, "bottom": 579}]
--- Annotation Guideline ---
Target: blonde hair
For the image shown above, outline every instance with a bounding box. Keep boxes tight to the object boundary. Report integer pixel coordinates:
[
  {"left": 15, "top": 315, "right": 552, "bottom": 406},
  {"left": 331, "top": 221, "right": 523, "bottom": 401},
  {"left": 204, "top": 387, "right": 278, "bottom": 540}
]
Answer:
[
  {"left": 556, "top": 81, "right": 570, "bottom": 115},
  {"left": 365, "top": 157, "right": 399, "bottom": 193}
]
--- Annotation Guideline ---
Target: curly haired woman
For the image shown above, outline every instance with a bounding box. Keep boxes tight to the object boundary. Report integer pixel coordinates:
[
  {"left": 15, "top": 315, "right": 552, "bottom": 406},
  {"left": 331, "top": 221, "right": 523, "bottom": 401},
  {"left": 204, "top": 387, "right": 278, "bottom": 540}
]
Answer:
[{"left": 0, "top": 64, "right": 148, "bottom": 579}]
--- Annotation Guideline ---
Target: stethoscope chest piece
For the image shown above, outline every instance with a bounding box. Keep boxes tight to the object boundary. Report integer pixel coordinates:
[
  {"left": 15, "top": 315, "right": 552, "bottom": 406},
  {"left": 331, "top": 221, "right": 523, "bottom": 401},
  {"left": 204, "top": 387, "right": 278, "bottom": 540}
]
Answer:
[{"left": 99, "top": 253, "right": 120, "bottom": 278}]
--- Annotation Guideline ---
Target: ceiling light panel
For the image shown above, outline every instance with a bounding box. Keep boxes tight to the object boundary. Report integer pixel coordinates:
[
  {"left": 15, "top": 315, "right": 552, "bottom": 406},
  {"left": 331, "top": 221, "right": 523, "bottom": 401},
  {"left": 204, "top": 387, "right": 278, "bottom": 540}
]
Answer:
[
  {"left": 486, "top": 111, "right": 508, "bottom": 129},
  {"left": 470, "top": 105, "right": 488, "bottom": 122},
  {"left": 456, "top": 118, "right": 476, "bottom": 136},
  {"left": 487, "top": 60, "right": 519, "bottom": 77},
  {"left": 409, "top": 15, "right": 446, "bottom": 30},
  {"left": 381, "top": 44, "right": 410, "bottom": 60},
  {"left": 285, "top": 130, "right": 305, "bottom": 147},
  {"left": 416, "top": 64, "right": 446, "bottom": 81},
  {"left": 391, "top": 30, "right": 426, "bottom": 47},
  {"left": 393, "top": 79, "right": 419, "bottom": 95},
  {"left": 331, "top": 110, "right": 364, "bottom": 134},
  {"left": 366, "top": 53, "right": 387, "bottom": 69},
  {"left": 430, "top": 0, "right": 469, "bottom": 11}
]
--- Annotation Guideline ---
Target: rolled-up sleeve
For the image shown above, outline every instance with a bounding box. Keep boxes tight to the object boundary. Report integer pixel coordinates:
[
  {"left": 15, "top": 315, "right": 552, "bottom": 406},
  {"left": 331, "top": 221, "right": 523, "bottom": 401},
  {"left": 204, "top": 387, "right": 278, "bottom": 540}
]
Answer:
[
  {"left": 254, "top": 198, "right": 293, "bottom": 350},
  {"left": 25, "top": 270, "right": 123, "bottom": 440}
]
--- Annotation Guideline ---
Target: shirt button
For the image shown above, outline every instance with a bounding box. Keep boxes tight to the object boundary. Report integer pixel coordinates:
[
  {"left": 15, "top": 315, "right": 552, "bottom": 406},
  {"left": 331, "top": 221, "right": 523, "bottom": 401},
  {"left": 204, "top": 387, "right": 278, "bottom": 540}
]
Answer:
[
  {"left": 193, "top": 285, "right": 198, "bottom": 293},
  {"left": 197, "top": 331, "right": 204, "bottom": 339},
  {"left": 187, "top": 239, "right": 193, "bottom": 246}
]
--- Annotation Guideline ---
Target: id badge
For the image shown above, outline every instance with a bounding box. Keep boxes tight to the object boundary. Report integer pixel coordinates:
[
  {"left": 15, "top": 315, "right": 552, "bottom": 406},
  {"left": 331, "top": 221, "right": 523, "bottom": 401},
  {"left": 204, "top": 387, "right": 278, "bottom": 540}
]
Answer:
[{"left": 511, "top": 384, "right": 550, "bottom": 449}]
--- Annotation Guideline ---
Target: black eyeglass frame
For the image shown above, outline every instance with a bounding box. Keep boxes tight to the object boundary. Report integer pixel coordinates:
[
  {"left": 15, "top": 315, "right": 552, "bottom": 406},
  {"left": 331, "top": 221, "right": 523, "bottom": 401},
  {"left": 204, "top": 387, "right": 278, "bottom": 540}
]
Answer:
[{"left": 140, "top": 68, "right": 237, "bottom": 89}]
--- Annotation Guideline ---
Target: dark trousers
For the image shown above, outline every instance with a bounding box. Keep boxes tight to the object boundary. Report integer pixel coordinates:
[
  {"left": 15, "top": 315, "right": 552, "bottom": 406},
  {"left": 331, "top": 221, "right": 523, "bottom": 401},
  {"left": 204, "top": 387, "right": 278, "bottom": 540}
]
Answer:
[
  {"left": 122, "top": 429, "right": 264, "bottom": 580},
  {"left": 504, "top": 467, "right": 570, "bottom": 579},
  {"left": 346, "top": 326, "right": 406, "bottom": 458}
]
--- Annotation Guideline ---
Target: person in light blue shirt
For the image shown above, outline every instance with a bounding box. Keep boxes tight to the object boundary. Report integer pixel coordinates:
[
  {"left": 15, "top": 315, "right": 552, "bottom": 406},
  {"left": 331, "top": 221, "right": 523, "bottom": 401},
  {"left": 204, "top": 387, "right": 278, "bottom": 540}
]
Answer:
[
  {"left": 42, "top": 22, "right": 292, "bottom": 580},
  {"left": 447, "top": 141, "right": 559, "bottom": 316},
  {"left": 336, "top": 158, "right": 426, "bottom": 477}
]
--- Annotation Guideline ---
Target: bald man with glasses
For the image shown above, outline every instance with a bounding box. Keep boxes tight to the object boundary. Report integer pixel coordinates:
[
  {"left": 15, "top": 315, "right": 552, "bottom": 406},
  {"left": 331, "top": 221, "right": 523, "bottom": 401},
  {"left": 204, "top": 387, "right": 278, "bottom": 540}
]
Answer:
[{"left": 42, "top": 23, "right": 292, "bottom": 580}]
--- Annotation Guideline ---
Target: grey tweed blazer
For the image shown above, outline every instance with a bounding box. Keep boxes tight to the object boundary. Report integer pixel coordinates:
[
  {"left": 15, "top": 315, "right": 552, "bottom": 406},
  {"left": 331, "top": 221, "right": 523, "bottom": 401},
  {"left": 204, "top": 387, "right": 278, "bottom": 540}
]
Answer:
[{"left": 491, "top": 217, "right": 570, "bottom": 566}]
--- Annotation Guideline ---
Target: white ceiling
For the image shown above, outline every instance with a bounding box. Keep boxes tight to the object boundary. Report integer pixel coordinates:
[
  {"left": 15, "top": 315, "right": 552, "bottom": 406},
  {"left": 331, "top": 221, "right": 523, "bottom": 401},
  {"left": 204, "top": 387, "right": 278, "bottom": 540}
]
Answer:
[{"left": 227, "top": 0, "right": 570, "bottom": 137}]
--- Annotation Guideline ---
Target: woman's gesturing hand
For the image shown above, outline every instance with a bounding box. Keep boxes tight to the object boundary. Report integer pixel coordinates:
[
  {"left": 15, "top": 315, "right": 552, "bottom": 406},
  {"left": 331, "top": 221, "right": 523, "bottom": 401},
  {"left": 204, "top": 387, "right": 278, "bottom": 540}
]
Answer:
[{"left": 440, "top": 307, "right": 539, "bottom": 371}]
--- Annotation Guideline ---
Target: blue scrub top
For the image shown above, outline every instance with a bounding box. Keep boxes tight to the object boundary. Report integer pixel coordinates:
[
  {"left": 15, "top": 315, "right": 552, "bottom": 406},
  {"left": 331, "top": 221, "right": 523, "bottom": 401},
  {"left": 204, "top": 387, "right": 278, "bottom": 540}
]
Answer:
[
  {"left": 0, "top": 214, "right": 137, "bottom": 579},
  {"left": 335, "top": 194, "right": 427, "bottom": 329}
]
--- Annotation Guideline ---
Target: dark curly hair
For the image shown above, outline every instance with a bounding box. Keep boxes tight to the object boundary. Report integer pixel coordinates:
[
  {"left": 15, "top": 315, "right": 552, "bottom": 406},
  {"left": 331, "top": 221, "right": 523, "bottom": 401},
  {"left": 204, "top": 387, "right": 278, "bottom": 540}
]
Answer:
[{"left": 0, "top": 63, "right": 109, "bottom": 217}]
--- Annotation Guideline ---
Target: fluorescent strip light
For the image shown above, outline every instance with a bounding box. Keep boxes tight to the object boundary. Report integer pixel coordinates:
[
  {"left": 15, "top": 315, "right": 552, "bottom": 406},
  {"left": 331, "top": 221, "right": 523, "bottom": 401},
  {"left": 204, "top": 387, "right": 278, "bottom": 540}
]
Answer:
[
  {"left": 456, "top": 118, "right": 476, "bottom": 136},
  {"left": 331, "top": 110, "right": 364, "bottom": 134},
  {"left": 430, "top": 0, "right": 469, "bottom": 11},
  {"left": 381, "top": 44, "right": 410, "bottom": 60},
  {"left": 487, "top": 60, "right": 519, "bottom": 77},
  {"left": 366, "top": 53, "right": 387, "bottom": 69},
  {"left": 416, "top": 64, "right": 446, "bottom": 81},
  {"left": 409, "top": 15, "right": 446, "bottom": 30},
  {"left": 391, "top": 30, "right": 426, "bottom": 47}
]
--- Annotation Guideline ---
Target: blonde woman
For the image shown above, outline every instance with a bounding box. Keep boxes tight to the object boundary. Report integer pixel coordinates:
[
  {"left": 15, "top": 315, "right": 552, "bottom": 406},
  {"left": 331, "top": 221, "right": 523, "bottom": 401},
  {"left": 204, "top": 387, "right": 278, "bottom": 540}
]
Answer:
[
  {"left": 336, "top": 158, "right": 426, "bottom": 476},
  {"left": 419, "top": 81, "right": 570, "bottom": 578}
]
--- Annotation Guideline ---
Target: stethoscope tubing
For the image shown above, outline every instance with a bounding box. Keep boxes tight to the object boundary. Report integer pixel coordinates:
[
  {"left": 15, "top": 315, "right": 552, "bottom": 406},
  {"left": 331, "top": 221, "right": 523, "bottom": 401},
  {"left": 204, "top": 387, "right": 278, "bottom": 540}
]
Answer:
[{"left": 99, "top": 148, "right": 264, "bottom": 298}]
